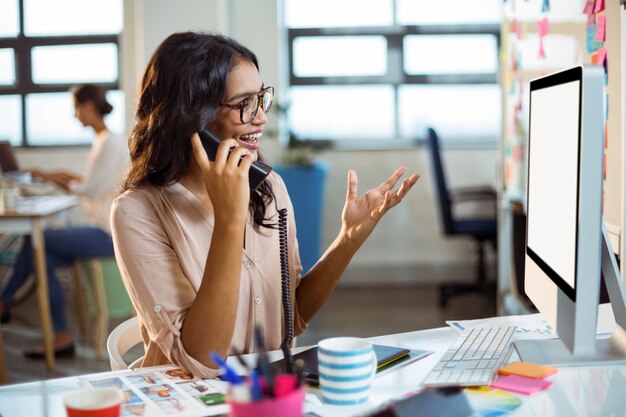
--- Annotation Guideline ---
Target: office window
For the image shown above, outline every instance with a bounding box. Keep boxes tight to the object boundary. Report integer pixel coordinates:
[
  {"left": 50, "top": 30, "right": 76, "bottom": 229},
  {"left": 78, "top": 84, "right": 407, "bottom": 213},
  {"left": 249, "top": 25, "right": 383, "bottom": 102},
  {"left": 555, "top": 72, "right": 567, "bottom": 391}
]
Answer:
[
  {"left": 293, "top": 36, "right": 387, "bottom": 77},
  {"left": 31, "top": 43, "right": 119, "bottom": 84},
  {"left": 285, "top": 0, "right": 393, "bottom": 28},
  {"left": 0, "top": 95, "right": 22, "bottom": 147},
  {"left": 396, "top": 0, "right": 502, "bottom": 25},
  {"left": 290, "top": 86, "right": 395, "bottom": 140},
  {"left": 0, "top": 0, "right": 123, "bottom": 146},
  {"left": 26, "top": 91, "right": 124, "bottom": 146},
  {"left": 286, "top": 0, "right": 502, "bottom": 144},
  {"left": 403, "top": 35, "right": 498, "bottom": 75},
  {"left": 0, "top": 49, "right": 16, "bottom": 85},
  {"left": 23, "top": 0, "right": 122, "bottom": 36},
  {"left": 0, "top": 0, "right": 20, "bottom": 38}
]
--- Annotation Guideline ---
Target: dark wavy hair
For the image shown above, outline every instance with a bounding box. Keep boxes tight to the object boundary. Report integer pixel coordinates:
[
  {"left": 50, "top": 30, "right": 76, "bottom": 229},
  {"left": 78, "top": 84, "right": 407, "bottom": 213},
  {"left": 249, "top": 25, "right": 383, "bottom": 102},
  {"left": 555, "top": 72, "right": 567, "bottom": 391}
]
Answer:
[
  {"left": 123, "top": 31, "right": 275, "bottom": 229},
  {"left": 71, "top": 84, "right": 113, "bottom": 116}
]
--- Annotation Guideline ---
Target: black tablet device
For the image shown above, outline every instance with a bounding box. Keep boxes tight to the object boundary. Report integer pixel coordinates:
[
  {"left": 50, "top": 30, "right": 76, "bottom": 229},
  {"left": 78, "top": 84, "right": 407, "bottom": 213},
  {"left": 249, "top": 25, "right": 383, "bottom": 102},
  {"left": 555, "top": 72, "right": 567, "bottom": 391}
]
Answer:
[{"left": 271, "top": 344, "right": 411, "bottom": 387}]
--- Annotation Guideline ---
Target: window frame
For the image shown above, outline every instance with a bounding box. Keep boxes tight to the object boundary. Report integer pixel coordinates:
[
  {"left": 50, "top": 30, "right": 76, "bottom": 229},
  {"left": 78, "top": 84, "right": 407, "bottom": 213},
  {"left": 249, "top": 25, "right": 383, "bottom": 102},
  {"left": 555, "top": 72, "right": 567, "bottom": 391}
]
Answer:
[
  {"left": 286, "top": 23, "right": 501, "bottom": 146},
  {"left": 0, "top": 0, "right": 120, "bottom": 147}
]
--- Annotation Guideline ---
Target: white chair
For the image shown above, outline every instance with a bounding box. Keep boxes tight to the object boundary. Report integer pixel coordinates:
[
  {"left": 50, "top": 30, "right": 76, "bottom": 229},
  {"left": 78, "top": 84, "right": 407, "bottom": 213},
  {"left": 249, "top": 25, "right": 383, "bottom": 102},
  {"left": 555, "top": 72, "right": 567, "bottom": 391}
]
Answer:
[{"left": 106, "top": 316, "right": 143, "bottom": 370}]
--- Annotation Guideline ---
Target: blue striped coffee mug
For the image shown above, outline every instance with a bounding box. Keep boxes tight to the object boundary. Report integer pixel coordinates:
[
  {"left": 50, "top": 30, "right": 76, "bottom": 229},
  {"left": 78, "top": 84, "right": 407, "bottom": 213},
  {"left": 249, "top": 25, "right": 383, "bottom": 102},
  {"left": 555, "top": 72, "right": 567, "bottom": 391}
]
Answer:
[{"left": 318, "top": 337, "right": 377, "bottom": 405}]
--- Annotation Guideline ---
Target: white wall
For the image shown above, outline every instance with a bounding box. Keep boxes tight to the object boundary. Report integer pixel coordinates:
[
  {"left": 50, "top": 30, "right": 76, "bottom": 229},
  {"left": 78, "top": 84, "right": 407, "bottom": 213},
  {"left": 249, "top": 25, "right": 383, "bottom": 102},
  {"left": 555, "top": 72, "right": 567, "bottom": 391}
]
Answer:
[{"left": 14, "top": 0, "right": 498, "bottom": 283}]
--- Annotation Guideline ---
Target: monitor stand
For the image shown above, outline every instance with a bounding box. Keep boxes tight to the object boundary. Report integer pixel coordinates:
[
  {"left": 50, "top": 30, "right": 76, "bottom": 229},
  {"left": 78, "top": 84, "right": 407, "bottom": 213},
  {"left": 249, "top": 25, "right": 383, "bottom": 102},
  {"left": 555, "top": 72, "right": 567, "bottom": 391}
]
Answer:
[{"left": 515, "top": 224, "right": 626, "bottom": 366}]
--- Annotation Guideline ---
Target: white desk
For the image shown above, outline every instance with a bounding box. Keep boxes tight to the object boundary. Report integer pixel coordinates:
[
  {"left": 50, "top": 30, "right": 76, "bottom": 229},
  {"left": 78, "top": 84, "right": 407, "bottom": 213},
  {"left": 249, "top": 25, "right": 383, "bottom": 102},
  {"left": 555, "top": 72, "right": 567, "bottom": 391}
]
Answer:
[
  {"left": 0, "top": 195, "right": 78, "bottom": 370},
  {"left": 0, "top": 325, "right": 625, "bottom": 416}
]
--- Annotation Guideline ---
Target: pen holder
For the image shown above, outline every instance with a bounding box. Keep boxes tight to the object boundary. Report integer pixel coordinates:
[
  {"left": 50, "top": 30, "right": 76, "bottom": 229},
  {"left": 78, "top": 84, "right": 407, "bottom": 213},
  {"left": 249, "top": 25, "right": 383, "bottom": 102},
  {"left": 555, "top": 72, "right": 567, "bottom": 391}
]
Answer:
[{"left": 228, "top": 386, "right": 305, "bottom": 417}]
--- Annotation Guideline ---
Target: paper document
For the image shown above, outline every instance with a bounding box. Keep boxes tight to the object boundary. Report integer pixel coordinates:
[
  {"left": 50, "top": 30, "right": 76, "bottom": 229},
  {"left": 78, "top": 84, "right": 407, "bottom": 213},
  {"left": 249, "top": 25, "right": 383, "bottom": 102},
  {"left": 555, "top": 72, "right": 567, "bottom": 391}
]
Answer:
[
  {"left": 446, "top": 313, "right": 556, "bottom": 341},
  {"left": 446, "top": 313, "right": 614, "bottom": 341},
  {"left": 81, "top": 365, "right": 229, "bottom": 417},
  {"left": 81, "top": 363, "right": 321, "bottom": 416}
]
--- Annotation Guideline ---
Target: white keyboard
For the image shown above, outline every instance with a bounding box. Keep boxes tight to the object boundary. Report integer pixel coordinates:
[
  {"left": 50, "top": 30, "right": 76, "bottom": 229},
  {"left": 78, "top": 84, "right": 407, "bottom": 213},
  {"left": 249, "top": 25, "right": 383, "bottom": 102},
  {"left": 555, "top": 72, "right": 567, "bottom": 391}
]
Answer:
[
  {"left": 422, "top": 325, "right": 517, "bottom": 387},
  {"left": 15, "top": 195, "right": 77, "bottom": 213}
]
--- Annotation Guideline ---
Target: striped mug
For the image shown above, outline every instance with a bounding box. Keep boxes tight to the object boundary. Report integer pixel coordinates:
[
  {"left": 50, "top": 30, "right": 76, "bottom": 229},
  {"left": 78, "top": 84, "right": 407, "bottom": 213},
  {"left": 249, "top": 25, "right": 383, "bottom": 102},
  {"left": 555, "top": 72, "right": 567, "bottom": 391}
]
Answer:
[{"left": 318, "top": 337, "right": 377, "bottom": 406}]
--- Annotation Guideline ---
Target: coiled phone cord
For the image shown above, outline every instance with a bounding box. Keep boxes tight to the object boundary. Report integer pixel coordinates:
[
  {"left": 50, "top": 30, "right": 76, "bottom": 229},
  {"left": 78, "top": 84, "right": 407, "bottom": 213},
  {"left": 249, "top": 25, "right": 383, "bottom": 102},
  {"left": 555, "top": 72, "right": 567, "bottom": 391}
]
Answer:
[{"left": 277, "top": 207, "right": 295, "bottom": 374}]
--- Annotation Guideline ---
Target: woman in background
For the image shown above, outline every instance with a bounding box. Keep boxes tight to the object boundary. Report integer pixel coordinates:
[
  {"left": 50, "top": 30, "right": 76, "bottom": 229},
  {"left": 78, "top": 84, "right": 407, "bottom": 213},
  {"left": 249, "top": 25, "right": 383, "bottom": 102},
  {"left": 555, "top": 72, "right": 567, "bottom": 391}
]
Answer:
[{"left": 0, "top": 84, "right": 130, "bottom": 358}]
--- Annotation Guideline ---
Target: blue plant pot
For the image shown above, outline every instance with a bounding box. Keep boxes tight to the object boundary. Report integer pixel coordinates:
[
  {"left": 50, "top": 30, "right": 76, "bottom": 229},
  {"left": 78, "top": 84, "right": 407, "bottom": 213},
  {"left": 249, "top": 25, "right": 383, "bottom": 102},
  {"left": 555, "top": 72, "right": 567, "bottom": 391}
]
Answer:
[{"left": 274, "top": 161, "right": 329, "bottom": 274}]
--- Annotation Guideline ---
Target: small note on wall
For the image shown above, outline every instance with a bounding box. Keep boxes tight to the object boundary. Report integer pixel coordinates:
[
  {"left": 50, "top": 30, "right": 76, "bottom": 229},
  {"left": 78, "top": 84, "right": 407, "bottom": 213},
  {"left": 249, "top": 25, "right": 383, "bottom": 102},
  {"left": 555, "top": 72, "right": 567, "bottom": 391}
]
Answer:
[
  {"left": 594, "top": 0, "right": 605, "bottom": 13},
  {"left": 595, "top": 15, "right": 606, "bottom": 42},
  {"left": 586, "top": 26, "right": 603, "bottom": 53},
  {"left": 538, "top": 18, "right": 549, "bottom": 37},
  {"left": 597, "top": 47, "right": 607, "bottom": 66}
]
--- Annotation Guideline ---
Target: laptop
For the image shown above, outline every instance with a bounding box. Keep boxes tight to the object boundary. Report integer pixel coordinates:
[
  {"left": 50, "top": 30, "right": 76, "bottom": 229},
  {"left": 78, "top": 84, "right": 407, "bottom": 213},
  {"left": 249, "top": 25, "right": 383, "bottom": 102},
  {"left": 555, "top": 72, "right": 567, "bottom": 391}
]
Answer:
[{"left": 0, "top": 141, "right": 58, "bottom": 195}]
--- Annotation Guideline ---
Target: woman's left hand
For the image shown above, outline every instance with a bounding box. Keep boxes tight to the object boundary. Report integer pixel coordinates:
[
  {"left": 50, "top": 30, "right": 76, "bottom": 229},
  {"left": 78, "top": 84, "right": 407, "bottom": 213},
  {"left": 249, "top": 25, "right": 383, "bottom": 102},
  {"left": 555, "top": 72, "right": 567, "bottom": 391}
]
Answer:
[{"left": 340, "top": 167, "right": 420, "bottom": 247}]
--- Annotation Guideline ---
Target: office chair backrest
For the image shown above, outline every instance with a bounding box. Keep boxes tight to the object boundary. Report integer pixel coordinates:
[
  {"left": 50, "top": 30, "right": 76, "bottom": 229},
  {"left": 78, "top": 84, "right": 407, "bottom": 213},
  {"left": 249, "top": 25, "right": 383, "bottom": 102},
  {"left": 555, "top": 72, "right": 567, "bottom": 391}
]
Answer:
[
  {"left": 0, "top": 141, "right": 19, "bottom": 173},
  {"left": 425, "top": 128, "right": 454, "bottom": 235}
]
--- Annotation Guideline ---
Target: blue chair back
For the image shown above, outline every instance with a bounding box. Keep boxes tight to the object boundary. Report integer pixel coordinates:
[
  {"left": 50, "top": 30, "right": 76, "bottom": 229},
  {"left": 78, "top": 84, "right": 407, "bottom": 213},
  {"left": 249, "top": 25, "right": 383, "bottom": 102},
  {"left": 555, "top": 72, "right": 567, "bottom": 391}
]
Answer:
[{"left": 425, "top": 128, "right": 454, "bottom": 235}]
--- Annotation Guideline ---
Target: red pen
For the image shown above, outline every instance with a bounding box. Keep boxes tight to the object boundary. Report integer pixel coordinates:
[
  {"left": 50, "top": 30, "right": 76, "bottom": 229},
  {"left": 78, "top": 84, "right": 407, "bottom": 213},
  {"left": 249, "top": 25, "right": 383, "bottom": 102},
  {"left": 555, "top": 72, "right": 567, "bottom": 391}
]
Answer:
[{"left": 274, "top": 374, "right": 297, "bottom": 398}]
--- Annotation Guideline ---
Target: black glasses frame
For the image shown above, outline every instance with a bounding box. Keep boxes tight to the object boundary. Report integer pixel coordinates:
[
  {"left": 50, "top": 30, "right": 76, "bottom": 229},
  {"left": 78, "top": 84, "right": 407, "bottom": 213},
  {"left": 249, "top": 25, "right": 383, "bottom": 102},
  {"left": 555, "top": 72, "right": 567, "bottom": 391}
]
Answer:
[{"left": 222, "top": 86, "right": 274, "bottom": 124}]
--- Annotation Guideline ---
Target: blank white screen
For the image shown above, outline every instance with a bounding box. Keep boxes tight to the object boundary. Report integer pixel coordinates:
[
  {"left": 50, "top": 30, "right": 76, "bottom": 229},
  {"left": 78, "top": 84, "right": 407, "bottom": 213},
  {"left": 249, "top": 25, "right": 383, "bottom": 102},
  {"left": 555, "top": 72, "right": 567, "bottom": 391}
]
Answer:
[{"left": 527, "top": 80, "right": 580, "bottom": 290}]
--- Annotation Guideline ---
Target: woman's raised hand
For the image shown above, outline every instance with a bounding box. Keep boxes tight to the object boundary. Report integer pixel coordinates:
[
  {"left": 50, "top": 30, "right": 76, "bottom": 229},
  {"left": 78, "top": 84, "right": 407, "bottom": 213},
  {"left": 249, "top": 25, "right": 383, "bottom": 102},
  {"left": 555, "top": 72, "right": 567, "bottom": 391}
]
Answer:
[{"left": 340, "top": 167, "right": 420, "bottom": 247}]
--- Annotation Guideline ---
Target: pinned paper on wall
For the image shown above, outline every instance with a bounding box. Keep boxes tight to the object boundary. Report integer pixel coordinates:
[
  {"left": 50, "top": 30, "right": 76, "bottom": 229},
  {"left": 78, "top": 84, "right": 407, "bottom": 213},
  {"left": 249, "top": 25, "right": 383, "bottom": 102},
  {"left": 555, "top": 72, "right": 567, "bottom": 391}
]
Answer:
[
  {"left": 503, "top": 70, "right": 512, "bottom": 94},
  {"left": 597, "top": 47, "right": 607, "bottom": 66},
  {"left": 595, "top": 15, "right": 606, "bottom": 42},
  {"left": 591, "top": 51, "right": 599, "bottom": 65},
  {"left": 511, "top": 47, "right": 519, "bottom": 72},
  {"left": 587, "top": 12, "right": 595, "bottom": 28},
  {"left": 583, "top": 0, "right": 594, "bottom": 14},
  {"left": 500, "top": 32, "right": 508, "bottom": 63},
  {"left": 586, "top": 26, "right": 602, "bottom": 53},
  {"left": 541, "top": 0, "right": 550, "bottom": 13},
  {"left": 515, "top": 20, "right": 522, "bottom": 39},
  {"left": 594, "top": 0, "right": 605, "bottom": 13},
  {"left": 538, "top": 18, "right": 549, "bottom": 37},
  {"left": 538, "top": 39, "right": 546, "bottom": 59}
]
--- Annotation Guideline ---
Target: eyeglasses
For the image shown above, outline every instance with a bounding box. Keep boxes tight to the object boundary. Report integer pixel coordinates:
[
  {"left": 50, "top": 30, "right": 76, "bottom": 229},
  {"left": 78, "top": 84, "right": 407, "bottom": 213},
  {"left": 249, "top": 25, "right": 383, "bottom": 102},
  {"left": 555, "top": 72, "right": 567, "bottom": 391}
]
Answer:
[{"left": 222, "top": 86, "right": 274, "bottom": 124}]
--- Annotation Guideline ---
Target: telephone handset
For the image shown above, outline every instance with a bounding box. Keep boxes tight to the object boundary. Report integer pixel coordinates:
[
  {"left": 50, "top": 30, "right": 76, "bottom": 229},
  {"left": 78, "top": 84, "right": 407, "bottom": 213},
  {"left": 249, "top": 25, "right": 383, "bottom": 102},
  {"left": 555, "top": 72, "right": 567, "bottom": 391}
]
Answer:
[{"left": 198, "top": 129, "right": 272, "bottom": 190}]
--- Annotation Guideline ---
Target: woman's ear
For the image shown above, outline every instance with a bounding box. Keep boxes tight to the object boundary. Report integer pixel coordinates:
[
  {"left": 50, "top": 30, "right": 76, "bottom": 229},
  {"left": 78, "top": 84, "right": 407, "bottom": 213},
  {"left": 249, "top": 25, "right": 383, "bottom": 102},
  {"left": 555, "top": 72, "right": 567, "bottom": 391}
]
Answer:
[{"left": 85, "top": 100, "right": 98, "bottom": 114}]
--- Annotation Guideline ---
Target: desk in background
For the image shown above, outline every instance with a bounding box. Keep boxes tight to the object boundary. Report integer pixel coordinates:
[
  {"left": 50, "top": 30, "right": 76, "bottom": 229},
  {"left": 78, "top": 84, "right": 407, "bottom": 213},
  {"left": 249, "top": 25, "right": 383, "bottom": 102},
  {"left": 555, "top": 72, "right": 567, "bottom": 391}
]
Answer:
[
  {"left": 0, "top": 195, "right": 78, "bottom": 371},
  {"left": 0, "top": 325, "right": 625, "bottom": 417}
]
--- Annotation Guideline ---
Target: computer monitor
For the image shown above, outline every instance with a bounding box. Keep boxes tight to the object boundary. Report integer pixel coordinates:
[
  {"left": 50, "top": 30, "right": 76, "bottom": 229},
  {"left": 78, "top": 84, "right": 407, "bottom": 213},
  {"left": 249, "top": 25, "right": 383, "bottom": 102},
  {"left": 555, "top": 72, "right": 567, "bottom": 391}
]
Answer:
[{"left": 515, "top": 65, "right": 626, "bottom": 365}]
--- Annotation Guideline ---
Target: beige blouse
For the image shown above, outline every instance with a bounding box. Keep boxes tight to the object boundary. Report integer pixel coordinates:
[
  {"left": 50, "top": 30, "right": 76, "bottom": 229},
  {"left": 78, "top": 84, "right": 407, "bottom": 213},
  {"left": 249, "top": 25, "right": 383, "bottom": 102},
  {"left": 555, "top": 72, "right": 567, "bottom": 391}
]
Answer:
[{"left": 110, "top": 173, "right": 308, "bottom": 377}]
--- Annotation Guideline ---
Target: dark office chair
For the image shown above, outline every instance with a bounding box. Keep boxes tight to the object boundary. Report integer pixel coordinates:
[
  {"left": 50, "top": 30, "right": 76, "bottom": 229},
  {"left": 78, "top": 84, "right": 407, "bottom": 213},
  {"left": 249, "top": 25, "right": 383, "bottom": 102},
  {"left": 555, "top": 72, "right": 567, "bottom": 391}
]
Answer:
[{"left": 424, "top": 127, "right": 497, "bottom": 307}]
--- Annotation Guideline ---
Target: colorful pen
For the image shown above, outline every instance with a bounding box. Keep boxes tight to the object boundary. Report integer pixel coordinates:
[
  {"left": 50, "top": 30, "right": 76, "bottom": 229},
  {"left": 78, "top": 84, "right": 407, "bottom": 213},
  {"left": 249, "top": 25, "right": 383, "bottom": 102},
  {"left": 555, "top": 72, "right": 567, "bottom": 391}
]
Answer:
[
  {"left": 210, "top": 352, "right": 243, "bottom": 385},
  {"left": 254, "top": 327, "right": 275, "bottom": 397},
  {"left": 249, "top": 369, "right": 264, "bottom": 401}
]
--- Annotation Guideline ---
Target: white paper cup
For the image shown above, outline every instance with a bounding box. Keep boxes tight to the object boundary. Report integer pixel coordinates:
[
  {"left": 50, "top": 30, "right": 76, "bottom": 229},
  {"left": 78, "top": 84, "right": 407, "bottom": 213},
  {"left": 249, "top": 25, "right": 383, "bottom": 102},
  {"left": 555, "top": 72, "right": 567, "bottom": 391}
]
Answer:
[
  {"left": 318, "top": 337, "right": 377, "bottom": 406},
  {"left": 63, "top": 388, "right": 124, "bottom": 417}
]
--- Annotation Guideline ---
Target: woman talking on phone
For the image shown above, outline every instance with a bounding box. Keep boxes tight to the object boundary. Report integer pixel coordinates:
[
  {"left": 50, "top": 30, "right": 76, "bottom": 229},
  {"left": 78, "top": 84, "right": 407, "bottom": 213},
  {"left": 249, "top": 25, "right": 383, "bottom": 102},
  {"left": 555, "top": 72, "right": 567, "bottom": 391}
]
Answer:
[{"left": 111, "top": 31, "right": 419, "bottom": 377}]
